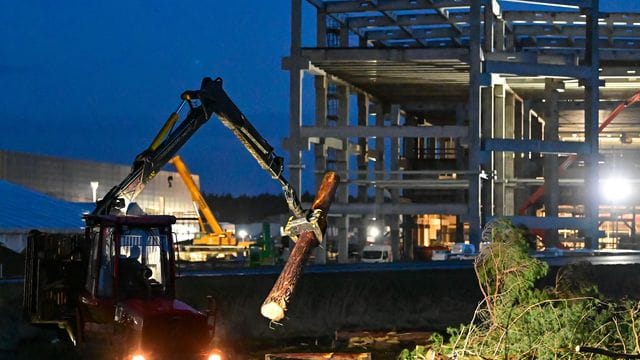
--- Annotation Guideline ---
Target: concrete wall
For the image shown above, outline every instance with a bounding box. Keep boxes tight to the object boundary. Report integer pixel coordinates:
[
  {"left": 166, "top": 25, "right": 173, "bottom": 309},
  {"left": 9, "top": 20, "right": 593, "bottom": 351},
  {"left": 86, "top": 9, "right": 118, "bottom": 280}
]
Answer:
[
  {"left": 0, "top": 150, "right": 196, "bottom": 216},
  {"left": 176, "top": 264, "right": 640, "bottom": 341}
]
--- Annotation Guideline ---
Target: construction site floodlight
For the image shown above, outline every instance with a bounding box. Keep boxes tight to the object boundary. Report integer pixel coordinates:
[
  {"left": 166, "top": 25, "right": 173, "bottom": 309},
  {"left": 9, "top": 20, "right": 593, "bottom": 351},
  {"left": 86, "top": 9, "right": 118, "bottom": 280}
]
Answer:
[
  {"left": 600, "top": 177, "right": 632, "bottom": 203},
  {"left": 367, "top": 225, "right": 381, "bottom": 239}
]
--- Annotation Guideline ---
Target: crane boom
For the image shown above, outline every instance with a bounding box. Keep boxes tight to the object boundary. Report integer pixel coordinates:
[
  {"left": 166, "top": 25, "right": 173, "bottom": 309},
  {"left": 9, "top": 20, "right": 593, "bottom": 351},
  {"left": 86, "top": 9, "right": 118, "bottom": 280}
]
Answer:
[
  {"left": 170, "top": 155, "right": 226, "bottom": 234},
  {"left": 93, "top": 76, "right": 304, "bottom": 221}
]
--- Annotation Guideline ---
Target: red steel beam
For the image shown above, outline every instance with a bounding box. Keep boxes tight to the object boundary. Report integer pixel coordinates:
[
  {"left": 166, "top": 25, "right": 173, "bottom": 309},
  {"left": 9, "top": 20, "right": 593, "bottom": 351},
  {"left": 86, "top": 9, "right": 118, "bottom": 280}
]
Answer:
[{"left": 518, "top": 90, "right": 640, "bottom": 215}]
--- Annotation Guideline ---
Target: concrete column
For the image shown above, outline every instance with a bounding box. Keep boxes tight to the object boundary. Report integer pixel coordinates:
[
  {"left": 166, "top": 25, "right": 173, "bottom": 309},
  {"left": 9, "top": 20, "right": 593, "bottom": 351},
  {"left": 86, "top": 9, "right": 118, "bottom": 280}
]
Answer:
[
  {"left": 314, "top": 76, "right": 328, "bottom": 190},
  {"left": 316, "top": 10, "right": 326, "bottom": 47},
  {"left": 514, "top": 100, "right": 534, "bottom": 216},
  {"left": 336, "top": 84, "right": 350, "bottom": 263},
  {"left": 495, "top": 18, "right": 505, "bottom": 52},
  {"left": 481, "top": 85, "right": 495, "bottom": 223},
  {"left": 375, "top": 104, "right": 386, "bottom": 207},
  {"left": 544, "top": 78, "right": 561, "bottom": 247},
  {"left": 288, "top": 0, "right": 303, "bottom": 197},
  {"left": 505, "top": 27, "right": 515, "bottom": 51},
  {"left": 356, "top": 93, "right": 369, "bottom": 252},
  {"left": 584, "top": 0, "right": 600, "bottom": 249},
  {"left": 455, "top": 104, "right": 466, "bottom": 242},
  {"left": 504, "top": 91, "right": 516, "bottom": 215},
  {"left": 389, "top": 104, "right": 402, "bottom": 260},
  {"left": 468, "top": 0, "right": 483, "bottom": 246},
  {"left": 483, "top": 0, "right": 494, "bottom": 52},
  {"left": 404, "top": 113, "right": 419, "bottom": 247},
  {"left": 494, "top": 84, "right": 506, "bottom": 216},
  {"left": 336, "top": 216, "right": 349, "bottom": 263},
  {"left": 312, "top": 76, "right": 328, "bottom": 264},
  {"left": 402, "top": 215, "right": 415, "bottom": 260}
]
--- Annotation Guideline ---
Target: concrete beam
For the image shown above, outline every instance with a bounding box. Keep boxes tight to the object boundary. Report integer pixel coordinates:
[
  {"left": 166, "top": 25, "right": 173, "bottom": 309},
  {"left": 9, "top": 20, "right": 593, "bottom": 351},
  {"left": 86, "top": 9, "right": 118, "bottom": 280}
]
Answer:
[
  {"left": 327, "top": 202, "right": 468, "bottom": 215},
  {"left": 485, "top": 60, "right": 590, "bottom": 78},
  {"left": 325, "top": 0, "right": 440, "bottom": 14},
  {"left": 497, "top": 216, "right": 591, "bottom": 230},
  {"left": 483, "top": 138, "right": 589, "bottom": 154},
  {"left": 301, "top": 48, "right": 469, "bottom": 62},
  {"left": 300, "top": 125, "right": 468, "bottom": 138}
]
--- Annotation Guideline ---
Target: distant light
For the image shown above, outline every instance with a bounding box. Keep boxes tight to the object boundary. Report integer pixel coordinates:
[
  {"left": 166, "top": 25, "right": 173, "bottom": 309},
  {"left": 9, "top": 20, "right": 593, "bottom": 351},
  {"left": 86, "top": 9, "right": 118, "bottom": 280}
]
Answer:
[
  {"left": 132, "top": 355, "right": 145, "bottom": 360},
  {"left": 238, "top": 229, "right": 248, "bottom": 239},
  {"left": 601, "top": 177, "right": 632, "bottom": 202},
  {"left": 368, "top": 226, "right": 380, "bottom": 238}
]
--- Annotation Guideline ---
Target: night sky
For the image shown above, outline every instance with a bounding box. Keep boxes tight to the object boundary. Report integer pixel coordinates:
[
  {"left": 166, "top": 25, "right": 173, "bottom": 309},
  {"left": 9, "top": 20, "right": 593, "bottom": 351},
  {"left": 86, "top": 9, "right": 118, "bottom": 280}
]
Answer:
[{"left": 1, "top": 1, "right": 640, "bottom": 195}]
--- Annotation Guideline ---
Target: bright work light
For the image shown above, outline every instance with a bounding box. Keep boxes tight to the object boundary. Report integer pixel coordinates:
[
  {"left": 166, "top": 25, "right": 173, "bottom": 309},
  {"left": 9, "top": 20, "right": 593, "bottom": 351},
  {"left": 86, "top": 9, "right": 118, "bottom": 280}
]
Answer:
[
  {"left": 367, "top": 226, "right": 380, "bottom": 238},
  {"left": 600, "top": 177, "right": 632, "bottom": 202}
]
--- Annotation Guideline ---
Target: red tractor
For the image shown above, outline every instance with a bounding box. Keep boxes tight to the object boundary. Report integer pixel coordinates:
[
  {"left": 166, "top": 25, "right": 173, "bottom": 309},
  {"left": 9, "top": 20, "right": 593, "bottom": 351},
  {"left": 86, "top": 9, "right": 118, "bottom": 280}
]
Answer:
[{"left": 22, "top": 77, "right": 305, "bottom": 359}]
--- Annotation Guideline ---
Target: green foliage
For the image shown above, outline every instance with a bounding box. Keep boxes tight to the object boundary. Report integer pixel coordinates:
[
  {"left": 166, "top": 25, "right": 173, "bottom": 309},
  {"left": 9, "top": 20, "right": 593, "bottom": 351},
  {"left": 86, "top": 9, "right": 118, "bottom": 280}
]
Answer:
[{"left": 400, "top": 218, "right": 640, "bottom": 359}]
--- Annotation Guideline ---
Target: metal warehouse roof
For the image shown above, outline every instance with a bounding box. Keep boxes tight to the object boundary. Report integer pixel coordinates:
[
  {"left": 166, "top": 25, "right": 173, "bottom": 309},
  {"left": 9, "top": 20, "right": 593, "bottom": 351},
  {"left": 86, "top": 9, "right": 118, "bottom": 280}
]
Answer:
[{"left": 0, "top": 180, "right": 92, "bottom": 232}]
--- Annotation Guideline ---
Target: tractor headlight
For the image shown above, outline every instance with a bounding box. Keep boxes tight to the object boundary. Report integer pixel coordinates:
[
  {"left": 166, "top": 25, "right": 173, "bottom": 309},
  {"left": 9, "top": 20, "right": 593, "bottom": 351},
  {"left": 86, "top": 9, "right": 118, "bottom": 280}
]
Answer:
[{"left": 208, "top": 351, "right": 223, "bottom": 360}]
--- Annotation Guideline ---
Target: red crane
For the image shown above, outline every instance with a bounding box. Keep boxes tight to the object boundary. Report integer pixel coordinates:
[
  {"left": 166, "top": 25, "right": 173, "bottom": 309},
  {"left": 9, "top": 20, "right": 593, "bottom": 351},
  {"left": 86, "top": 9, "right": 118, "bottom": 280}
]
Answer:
[{"left": 517, "top": 90, "right": 640, "bottom": 215}]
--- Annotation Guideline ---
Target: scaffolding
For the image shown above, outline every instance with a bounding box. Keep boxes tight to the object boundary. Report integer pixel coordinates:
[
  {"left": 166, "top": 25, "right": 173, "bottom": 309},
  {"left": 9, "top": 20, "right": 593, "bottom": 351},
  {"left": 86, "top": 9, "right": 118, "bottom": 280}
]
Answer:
[{"left": 285, "top": 0, "right": 640, "bottom": 262}]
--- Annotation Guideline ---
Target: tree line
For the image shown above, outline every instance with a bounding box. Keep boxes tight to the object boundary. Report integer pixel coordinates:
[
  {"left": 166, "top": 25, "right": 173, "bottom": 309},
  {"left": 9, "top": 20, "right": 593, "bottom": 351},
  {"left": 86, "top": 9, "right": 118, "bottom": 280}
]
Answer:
[{"left": 203, "top": 192, "right": 315, "bottom": 223}]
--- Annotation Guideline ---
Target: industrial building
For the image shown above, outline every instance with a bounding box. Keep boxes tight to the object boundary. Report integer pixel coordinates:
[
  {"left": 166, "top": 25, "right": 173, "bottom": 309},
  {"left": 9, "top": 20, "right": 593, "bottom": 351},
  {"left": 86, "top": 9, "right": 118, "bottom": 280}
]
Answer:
[
  {"left": 0, "top": 150, "right": 200, "bottom": 249},
  {"left": 285, "top": 0, "right": 640, "bottom": 262}
]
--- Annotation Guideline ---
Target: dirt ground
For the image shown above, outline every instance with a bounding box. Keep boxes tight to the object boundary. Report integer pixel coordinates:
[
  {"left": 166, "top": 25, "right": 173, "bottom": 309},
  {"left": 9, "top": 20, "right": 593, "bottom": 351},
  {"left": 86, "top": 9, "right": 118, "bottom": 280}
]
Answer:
[
  {"left": 0, "top": 283, "right": 79, "bottom": 360},
  {"left": 5, "top": 260, "right": 640, "bottom": 359}
]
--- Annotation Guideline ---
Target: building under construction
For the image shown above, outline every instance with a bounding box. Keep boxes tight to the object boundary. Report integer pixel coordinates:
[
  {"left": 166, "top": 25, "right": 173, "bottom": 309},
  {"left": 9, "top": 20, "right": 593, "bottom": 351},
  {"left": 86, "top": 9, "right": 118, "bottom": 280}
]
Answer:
[{"left": 284, "top": 0, "right": 640, "bottom": 262}]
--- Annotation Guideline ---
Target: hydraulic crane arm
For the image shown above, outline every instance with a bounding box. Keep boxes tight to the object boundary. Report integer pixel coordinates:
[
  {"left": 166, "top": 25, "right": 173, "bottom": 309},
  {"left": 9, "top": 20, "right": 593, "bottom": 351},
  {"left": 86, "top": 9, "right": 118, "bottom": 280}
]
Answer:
[
  {"left": 182, "top": 77, "right": 305, "bottom": 218},
  {"left": 93, "top": 84, "right": 211, "bottom": 215},
  {"left": 94, "top": 76, "right": 304, "bottom": 219}
]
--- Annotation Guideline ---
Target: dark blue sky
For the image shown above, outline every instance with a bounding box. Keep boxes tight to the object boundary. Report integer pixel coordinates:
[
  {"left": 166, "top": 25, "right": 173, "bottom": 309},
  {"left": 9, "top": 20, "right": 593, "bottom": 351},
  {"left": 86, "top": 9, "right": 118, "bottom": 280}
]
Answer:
[
  {"left": 1, "top": 1, "right": 639, "bottom": 195},
  {"left": 0, "top": 1, "right": 314, "bottom": 195}
]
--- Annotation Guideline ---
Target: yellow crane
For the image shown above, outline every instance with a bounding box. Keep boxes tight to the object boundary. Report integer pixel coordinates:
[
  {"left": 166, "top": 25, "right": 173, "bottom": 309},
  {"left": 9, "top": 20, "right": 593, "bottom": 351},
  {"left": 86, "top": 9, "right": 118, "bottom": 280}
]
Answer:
[{"left": 170, "top": 155, "right": 237, "bottom": 246}]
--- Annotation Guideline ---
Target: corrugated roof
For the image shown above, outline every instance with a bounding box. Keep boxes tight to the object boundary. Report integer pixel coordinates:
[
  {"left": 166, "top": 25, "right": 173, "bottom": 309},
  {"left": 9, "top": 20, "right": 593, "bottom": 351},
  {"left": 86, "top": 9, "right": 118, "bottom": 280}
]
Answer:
[{"left": 0, "top": 180, "right": 92, "bottom": 231}]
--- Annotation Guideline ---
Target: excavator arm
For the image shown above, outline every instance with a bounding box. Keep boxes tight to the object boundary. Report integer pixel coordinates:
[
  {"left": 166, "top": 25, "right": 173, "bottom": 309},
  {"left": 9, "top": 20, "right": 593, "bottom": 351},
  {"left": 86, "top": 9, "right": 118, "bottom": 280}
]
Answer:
[
  {"left": 185, "top": 77, "right": 305, "bottom": 218},
  {"left": 94, "top": 76, "right": 304, "bottom": 220}
]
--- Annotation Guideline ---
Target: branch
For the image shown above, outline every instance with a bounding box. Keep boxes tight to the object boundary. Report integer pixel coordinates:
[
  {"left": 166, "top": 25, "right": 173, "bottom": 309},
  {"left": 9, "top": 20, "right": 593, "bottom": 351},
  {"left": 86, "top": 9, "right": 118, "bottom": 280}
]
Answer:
[{"left": 576, "top": 345, "right": 640, "bottom": 359}]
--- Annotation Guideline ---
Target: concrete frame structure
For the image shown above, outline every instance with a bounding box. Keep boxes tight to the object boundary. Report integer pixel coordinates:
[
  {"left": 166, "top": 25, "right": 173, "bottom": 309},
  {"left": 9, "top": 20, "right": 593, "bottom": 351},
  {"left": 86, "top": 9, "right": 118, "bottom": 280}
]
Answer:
[{"left": 285, "top": 0, "right": 640, "bottom": 262}]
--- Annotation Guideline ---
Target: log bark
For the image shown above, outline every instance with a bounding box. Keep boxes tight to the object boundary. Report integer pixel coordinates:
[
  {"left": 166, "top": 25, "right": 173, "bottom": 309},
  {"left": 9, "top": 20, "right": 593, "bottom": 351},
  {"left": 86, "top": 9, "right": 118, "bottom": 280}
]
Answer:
[{"left": 261, "top": 172, "right": 339, "bottom": 322}]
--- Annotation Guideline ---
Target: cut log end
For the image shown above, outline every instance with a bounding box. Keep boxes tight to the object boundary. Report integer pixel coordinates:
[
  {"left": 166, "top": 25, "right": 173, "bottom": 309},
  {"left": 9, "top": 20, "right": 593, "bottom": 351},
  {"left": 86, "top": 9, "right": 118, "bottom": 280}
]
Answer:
[{"left": 261, "top": 301, "right": 285, "bottom": 322}]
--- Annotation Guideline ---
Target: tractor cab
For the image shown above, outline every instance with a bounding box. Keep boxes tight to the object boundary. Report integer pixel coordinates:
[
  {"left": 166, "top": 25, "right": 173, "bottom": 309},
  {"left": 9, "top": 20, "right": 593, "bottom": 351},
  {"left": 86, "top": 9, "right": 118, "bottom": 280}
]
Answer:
[
  {"left": 82, "top": 214, "right": 176, "bottom": 302},
  {"left": 24, "top": 215, "right": 219, "bottom": 358}
]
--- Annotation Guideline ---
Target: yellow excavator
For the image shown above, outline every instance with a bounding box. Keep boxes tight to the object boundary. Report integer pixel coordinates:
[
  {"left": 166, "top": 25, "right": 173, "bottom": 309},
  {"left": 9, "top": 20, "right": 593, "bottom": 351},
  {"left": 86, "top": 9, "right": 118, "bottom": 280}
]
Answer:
[{"left": 170, "top": 155, "right": 253, "bottom": 262}]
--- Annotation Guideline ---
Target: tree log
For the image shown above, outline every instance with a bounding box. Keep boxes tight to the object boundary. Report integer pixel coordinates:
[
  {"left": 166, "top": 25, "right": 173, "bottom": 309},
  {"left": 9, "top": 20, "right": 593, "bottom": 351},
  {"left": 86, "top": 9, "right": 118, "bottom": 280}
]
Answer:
[{"left": 261, "top": 172, "right": 339, "bottom": 322}]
